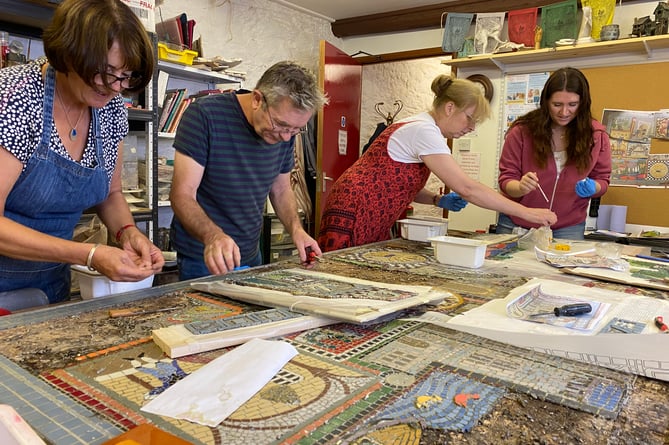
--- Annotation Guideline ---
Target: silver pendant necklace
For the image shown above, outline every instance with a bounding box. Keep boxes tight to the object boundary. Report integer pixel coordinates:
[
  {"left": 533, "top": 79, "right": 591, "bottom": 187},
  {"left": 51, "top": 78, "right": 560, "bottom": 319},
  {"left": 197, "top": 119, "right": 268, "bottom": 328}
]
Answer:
[{"left": 55, "top": 85, "right": 86, "bottom": 141}]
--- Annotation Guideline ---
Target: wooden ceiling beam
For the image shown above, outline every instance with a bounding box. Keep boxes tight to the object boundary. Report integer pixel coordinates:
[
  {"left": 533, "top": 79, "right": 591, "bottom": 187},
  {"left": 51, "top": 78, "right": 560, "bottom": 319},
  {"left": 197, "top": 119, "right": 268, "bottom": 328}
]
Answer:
[{"left": 332, "top": 0, "right": 570, "bottom": 38}]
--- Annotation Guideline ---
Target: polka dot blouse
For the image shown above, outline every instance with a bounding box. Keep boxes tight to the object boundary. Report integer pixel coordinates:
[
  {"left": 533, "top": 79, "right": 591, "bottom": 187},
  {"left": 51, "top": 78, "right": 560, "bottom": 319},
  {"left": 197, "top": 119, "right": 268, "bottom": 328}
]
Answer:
[{"left": 0, "top": 57, "right": 128, "bottom": 181}]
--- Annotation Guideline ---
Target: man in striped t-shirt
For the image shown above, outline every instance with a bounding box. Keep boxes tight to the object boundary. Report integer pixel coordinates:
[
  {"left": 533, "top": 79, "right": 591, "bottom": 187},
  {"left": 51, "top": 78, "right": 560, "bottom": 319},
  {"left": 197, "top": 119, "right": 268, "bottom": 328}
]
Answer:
[{"left": 170, "top": 61, "right": 328, "bottom": 280}]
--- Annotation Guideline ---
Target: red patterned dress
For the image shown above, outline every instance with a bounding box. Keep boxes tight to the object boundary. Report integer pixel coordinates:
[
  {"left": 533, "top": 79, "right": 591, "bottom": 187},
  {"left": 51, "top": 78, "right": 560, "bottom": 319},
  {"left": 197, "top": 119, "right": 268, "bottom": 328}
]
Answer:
[{"left": 318, "top": 122, "right": 431, "bottom": 252}]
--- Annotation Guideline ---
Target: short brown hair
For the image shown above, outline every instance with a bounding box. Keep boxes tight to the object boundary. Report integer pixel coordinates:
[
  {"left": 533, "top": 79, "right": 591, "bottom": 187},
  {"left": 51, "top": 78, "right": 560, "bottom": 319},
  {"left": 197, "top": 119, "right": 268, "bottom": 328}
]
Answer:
[{"left": 43, "top": 0, "right": 154, "bottom": 93}]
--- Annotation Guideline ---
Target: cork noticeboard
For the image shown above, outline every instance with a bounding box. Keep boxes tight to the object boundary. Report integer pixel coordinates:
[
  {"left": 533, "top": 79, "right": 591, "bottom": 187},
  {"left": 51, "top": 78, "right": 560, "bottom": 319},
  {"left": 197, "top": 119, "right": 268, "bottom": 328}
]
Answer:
[{"left": 582, "top": 62, "right": 669, "bottom": 227}]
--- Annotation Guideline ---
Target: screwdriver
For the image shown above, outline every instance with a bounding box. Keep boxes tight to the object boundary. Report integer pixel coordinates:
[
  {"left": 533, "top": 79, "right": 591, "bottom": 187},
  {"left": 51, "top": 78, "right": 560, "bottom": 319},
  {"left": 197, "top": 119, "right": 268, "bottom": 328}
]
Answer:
[{"left": 529, "top": 303, "right": 592, "bottom": 317}]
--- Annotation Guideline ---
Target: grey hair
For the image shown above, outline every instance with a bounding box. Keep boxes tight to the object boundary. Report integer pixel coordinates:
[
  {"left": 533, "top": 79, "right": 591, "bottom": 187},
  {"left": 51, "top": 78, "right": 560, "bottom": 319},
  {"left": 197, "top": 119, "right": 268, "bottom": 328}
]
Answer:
[{"left": 256, "top": 61, "right": 329, "bottom": 112}]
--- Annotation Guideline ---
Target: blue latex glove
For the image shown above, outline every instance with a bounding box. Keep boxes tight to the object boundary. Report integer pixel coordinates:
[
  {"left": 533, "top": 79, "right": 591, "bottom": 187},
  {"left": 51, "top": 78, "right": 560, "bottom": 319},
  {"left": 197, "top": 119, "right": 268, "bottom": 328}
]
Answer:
[
  {"left": 438, "top": 192, "right": 468, "bottom": 211},
  {"left": 575, "top": 178, "right": 597, "bottom": 198}
]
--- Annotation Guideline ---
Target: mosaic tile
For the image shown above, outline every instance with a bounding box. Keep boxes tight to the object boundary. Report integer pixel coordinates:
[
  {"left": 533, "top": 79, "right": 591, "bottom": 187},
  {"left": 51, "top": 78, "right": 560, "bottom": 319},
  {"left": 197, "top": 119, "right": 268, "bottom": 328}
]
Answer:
[
  {"left": 372, "top": 371, "right": 505, "bottom": 432},
  {"left": 184, "top": 308, "right": 302, "bottom": 335},
  {"left": 329, "top": 243, "right": 529, "bottom": 301},
  {"left": 363, "top": 323, "right": 631, "bottom": 419},
  {"left": 41, "top": 341, "right": 381, "bottom": 445},
  {"left": 0, "top": 355, "right": 123, "bottom": 444}
]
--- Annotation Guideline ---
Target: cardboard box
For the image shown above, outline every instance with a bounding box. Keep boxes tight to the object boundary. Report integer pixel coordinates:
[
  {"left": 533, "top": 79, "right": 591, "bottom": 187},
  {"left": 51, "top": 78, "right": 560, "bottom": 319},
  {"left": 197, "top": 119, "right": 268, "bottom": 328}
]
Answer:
[{"left": 118, "top": 0, "right": 155, "bottom": 32}]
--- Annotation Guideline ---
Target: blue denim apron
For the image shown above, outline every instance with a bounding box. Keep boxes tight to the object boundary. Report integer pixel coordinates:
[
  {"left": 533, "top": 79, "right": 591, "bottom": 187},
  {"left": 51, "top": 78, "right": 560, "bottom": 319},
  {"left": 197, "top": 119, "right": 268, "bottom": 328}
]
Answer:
[{"left": 0, "top": 65, "right": 109, "bottom": 303}]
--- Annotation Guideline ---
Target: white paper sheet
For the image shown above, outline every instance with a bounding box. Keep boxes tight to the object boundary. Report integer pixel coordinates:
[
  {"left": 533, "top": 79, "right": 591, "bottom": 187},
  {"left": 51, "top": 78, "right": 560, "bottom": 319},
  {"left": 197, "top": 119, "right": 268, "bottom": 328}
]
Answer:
[
  {"left": 440, "top": 278, "right": 669, "bottom": 381},
  {"left": 140, "top": 338, "right": 297, "bottom": 426}
]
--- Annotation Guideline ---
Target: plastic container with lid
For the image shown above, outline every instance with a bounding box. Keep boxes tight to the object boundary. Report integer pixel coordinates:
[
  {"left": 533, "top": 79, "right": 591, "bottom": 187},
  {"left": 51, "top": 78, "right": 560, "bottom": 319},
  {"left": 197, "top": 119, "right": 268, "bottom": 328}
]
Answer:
[
  {"left": 397, "top": 216, "right": 448, "bottom": 242},
  {"left": 428, "top": 235, "right": 488, "bottom": 268}
]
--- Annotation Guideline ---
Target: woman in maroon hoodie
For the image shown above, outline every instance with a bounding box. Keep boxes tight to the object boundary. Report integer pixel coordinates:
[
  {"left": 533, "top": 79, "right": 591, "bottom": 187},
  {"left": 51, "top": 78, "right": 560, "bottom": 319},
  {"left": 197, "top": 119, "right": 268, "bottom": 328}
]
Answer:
[{"left": 497, "top": 67, "right": 611, "bottom": 240}]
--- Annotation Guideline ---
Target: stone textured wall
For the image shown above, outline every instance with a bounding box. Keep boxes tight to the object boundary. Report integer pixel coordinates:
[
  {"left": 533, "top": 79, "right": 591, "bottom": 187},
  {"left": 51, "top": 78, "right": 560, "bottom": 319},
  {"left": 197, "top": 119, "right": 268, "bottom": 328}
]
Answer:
[{"left": 155, "top": 0, "right": 340, "bottom": 86}]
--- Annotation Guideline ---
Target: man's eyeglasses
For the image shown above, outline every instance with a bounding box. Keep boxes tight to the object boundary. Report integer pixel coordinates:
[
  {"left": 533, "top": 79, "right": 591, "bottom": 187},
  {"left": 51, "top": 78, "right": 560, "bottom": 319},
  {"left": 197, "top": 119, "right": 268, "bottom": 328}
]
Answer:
[
  {"left": 97, "top": 71, "right": 143, "bottom": 89},
  {"left": 262, "top": 95, "right": 305, "bottom": 136}
]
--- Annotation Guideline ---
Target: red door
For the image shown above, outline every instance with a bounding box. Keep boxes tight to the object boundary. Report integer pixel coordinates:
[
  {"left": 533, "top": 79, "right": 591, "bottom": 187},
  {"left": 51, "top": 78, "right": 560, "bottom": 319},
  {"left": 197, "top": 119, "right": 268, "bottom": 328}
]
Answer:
[{"left": 315, "top": 40, "right": 362, "bottom": 231}]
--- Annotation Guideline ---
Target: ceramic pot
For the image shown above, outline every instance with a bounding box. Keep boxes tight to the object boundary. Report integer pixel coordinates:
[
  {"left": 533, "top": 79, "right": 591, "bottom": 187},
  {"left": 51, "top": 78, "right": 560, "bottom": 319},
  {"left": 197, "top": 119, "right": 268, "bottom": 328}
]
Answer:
[{"left": 600, "top": 24, "right": 620, "bottom": 41}]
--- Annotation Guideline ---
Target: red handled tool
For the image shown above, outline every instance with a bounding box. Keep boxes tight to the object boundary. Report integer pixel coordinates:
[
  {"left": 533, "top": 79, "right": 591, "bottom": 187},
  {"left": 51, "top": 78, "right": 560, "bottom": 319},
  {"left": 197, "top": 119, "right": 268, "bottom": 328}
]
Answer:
[
  {"left": 304, "top": 246, "right": 319, "bottom": 265},
  {"left": 655, "top": 316, "right": 668, "bottom": 332}
]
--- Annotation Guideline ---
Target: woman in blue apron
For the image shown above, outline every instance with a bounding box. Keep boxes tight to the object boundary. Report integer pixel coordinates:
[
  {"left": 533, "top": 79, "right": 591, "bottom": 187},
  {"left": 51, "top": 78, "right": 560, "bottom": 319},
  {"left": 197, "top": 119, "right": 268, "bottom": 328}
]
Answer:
[{"left": 0, "top": 0, "right": 164, "bottom": 303}]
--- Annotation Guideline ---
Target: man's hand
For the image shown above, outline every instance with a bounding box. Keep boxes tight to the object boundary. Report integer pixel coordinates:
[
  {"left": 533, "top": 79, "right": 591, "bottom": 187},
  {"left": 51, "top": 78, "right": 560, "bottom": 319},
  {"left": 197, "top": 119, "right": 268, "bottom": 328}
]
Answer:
[{"left": 203, "top": 232, "right": 241, "bottom": 275}]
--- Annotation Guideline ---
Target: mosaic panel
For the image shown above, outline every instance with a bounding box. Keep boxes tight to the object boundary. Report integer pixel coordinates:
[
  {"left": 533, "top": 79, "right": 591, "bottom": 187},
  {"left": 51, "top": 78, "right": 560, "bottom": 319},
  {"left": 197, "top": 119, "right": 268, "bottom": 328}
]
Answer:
[
  {"left": 184, "top": 308, "right": 303, "bottom": 335},
  {"left": 0, "top": 355, "right": 123, "bottom": 444},
  {"left": 362, "top": 323, "right": 631, "bottom": 419},
  {"left": 41, "top": 341, "right": 381, "bottom": 445},
  {"left": 287, "top": 319, "right": 417, "bottom": 362},
  {"left": 372, "top": 371, "right": 505, "bottom": 432},
  {"left": 225, "top": 269, "right": 419, "bottom": 301},
  {"left": 329, "top": 244, "right": 529, "bottom": 301}
]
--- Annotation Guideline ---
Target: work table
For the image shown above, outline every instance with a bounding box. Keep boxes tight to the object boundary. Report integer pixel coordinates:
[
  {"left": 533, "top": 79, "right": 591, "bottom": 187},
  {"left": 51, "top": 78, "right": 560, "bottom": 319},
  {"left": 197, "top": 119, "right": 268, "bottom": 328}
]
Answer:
[{"left": 0, "top": 238, "right": 667, "bottom": 444}]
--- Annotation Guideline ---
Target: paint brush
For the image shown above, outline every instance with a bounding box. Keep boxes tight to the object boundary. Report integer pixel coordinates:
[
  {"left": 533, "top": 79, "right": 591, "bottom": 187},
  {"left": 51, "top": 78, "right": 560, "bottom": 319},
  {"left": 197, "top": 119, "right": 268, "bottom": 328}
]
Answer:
[{"left": 536, "top": 183, "right": 549, "bottom": 203}]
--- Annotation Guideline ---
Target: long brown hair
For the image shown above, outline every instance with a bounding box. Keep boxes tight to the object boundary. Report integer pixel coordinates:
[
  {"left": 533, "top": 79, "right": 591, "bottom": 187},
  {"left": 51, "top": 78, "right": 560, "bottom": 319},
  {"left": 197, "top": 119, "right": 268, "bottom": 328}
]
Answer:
[{"left": 509, "top": 67, "right": 595, "bottom": 172}]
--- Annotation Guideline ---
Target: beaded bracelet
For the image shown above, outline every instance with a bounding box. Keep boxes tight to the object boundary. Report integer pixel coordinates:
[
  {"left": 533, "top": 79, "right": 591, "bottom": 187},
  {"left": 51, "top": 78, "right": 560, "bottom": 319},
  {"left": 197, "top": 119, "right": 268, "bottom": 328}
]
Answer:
[
  {"left": 86, "top": 243, "right": 101, "bottom": 271},
  {"left": 115, "top": 224, "right": 135, "bottom": 243}
]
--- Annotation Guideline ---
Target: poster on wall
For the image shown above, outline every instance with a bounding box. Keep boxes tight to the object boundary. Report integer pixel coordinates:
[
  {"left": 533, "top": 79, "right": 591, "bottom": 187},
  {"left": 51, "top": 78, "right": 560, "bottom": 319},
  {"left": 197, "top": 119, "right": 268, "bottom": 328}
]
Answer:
[
  {"left": 654, "top": 110, "right": 669, "bottom": 139},
  {"left": 503, "top": 72, "right": 548, "bottom": 131},
  {"left": 601, "top": 109, "right": 669, "bottom": 187}
]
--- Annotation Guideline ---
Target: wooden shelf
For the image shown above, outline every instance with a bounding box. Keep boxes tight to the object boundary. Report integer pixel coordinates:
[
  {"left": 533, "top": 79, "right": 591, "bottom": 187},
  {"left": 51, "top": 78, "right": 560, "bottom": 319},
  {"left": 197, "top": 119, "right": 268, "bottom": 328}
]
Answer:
[{"left": 443, "top": 34, "right": 669, "bottom": 72}]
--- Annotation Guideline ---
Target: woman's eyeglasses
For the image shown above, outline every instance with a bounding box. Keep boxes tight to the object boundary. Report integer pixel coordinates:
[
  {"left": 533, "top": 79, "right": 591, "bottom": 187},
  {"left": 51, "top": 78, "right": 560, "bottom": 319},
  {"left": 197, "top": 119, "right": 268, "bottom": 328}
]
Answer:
[
  {"left": 97, "top": 71, "right": 143, "bottom": 89},
  {"left": 463, "top": 110, "right": 478, "bottom": 127}
]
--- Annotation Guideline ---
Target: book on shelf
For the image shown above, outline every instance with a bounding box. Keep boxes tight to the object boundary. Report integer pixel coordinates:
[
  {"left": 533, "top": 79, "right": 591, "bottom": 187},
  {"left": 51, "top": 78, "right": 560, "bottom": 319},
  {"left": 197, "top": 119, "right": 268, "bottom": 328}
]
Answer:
[
  {"left": 160, "top": 89, "right": 187, "bottom": 133},
  {"left": 191, "top": 88, "right": 224, "bottom": 98},
  {"left": 155, "top": 13, "right": 197, "bottom": 50},
  {"left": 157, "top": 89, "right": 180, "bottom": 131},
  {"left": 166, "top": 96, "right": 194, "bottom": 134},
  {"left": 156, "top": 13, "right": 186, "bottom": 48}
]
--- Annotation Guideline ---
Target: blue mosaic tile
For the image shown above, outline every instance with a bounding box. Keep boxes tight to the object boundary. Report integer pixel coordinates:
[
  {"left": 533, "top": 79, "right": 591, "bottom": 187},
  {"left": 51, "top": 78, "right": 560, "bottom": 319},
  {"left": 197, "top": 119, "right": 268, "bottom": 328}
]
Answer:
[
  {"left": 374, "top": 371, "right": 505, "bottom": 432},
  {"left": 0, "top": 355, "right": 122, "bottom": 444}
]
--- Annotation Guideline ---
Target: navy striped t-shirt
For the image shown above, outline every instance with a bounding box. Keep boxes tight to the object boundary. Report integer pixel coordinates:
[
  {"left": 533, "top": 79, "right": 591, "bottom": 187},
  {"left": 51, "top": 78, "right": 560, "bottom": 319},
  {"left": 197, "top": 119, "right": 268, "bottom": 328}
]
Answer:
[{"left": 170, "top": 91, "right": 294, "bottom": 263}]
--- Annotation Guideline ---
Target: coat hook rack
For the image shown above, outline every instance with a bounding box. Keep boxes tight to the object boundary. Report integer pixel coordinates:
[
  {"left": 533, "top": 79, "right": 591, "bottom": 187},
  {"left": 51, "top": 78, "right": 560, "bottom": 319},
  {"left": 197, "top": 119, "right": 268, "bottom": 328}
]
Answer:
[{"left": 374, "top": 100, "right": 403, "bottom": 126}]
